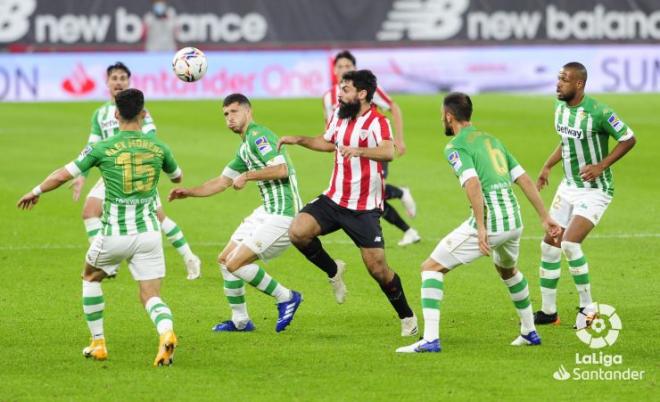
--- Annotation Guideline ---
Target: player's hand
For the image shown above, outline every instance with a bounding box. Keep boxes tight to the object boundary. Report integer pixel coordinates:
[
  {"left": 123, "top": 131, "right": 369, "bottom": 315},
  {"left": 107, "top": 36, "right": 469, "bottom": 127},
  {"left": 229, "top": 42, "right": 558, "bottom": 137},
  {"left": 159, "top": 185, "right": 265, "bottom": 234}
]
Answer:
[
  {"left": 338, "top": 146, "right": 362, "bottom": 158},
  {"left": 536, "top": 166, "right": 551, "bottom": 191},
  {"left": 395, "top": 138, "right": 407, "bottom": 156},
  {"left": 580, "top": 163, "right": 604, "bottom": 182},
  {"left": 168, "top": 188, "right": 191, "bottom": 201},
  {"left": 69, "top": 176, "right": 85, "bottom": 201},
  {"left": 477, "top": 226, "right": 490, "bottom": 256},
  {"left": 277, "top": 136, "right": 300, "bottom": 151},
  {"left": 17, "top": 192, "right": 40, "bottom": 210},
  {"left": 542, "top": 216, "right": 562, "bottom": 240},
  {"left": 233, "top": 174, "right": 248, "bottom": 190}
]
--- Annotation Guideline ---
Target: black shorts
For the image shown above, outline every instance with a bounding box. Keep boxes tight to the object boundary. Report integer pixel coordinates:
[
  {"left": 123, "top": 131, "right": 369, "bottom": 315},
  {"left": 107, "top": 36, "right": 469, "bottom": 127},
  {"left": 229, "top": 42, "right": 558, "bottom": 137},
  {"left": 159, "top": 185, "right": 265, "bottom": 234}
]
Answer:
[{"left": 300, "top": 195, "right": 384, "bottom": 248}]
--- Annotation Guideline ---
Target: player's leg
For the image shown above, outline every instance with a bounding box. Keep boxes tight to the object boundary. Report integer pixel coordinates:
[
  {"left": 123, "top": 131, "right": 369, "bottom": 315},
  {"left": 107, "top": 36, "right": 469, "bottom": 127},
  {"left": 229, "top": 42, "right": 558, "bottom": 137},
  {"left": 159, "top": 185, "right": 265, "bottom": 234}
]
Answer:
[
  {"left": 289, "top": 196, "right": 346, "bottom": 303},
  {"left": 491, "top": 229, "right": 540, "bottom": 346},
  {"left": 156, "top": 201, "right": 201, "bottom": 280},
  {"left": 345, "top": 209, "right": 416, "bottom": 335},
  {"left": 536, "top": 185, "right": 571, "bottom": 325},
  {"left": 129, "top": 232, "right": 176, "bottom": 366},
  {"left": 81, "top": 262, "right": 108, "bottom": 360},
  {"left": 225, "top": 243, "right": 302, "bottom": 333},
  {"left": 214, "top": 240, "right": 254, "bottom": 332},
  {"left": 81, "top": 179, "right": 104, "bottom": 243},
  {"left": 385, "top": 184, "right": 417, "bottom": 218},
  {"left": 382, "top": 201, "right": 421, "bottom": 246}
]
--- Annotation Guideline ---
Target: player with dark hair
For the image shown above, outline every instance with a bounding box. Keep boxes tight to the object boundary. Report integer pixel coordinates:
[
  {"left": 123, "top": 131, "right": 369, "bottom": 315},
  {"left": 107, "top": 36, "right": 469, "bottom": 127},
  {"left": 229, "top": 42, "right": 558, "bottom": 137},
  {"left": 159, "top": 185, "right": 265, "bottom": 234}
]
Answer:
[
  {"left": 324, "top": 51, "right": 420, "bottom": 246},
  {"left": 69, "top": 62, "right": 201, "bottom": 280},
  {"left": 169, "top": 93, "right": 303, "bottom": 333},
  {"left": 18, "top": 88, "right": 182, "bottom": 366},
  {"left": 534, "top": 62, "right": 636, "bottom": 326},
  {"left": 397, "top": 92, "right": 560, "bottom": 353},
  {"left": 280, "top": 69, "right": 418, "bottom": 337}
]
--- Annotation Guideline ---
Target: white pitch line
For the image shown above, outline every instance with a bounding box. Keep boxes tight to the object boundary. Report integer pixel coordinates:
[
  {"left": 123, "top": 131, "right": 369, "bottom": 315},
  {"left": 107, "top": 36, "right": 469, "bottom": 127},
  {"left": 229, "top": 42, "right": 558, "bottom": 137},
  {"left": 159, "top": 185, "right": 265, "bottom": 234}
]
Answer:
[{"left": 1, "top": 233, "right": 658, "bottom": 251}]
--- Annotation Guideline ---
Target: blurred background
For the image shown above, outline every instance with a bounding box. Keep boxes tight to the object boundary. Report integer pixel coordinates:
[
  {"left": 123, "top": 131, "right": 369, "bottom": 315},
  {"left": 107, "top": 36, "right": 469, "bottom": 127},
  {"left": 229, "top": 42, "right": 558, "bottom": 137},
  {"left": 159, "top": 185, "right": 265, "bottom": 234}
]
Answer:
[{"left": 1, "top": 0, "right": 658, "bottom": 102}]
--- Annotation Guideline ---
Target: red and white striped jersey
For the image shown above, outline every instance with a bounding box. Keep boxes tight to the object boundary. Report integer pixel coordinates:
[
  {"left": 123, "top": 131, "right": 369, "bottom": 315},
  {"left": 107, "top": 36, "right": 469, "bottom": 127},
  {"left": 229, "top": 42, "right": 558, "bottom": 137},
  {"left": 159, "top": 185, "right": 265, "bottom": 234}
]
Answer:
[
  {"left": 322, "top": 84, "right": 393, "bottom": 124},
  {"left": 323, "top": 106, "right": 393, "bottom": 211}
]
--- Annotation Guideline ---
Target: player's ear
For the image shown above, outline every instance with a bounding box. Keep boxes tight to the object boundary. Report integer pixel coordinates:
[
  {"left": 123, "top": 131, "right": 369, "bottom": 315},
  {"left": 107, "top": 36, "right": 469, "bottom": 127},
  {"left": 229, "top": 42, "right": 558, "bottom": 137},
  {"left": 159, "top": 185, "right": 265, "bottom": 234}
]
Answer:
[
  {"left": 114, "top": 109, "right": 120, "bottom": 120},
  {"left": 139, "top": 110, "right": 146, "bottom": 119},
  {"left": 358, "top": 89, "right": 367, "bottom": 102}
]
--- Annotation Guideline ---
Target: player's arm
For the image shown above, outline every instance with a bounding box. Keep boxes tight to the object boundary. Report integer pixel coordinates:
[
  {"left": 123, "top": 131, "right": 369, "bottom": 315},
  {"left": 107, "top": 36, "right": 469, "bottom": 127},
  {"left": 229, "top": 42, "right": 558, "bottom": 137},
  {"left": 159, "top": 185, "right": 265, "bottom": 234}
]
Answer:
[
  {"left": 463, "top": 177, "right": 490, "bottom": 256},
  {"left": 169, "top": 175, "right": 233, "bottom": 200},
  {"left": 515, "top": 173, "right": 561, "bottom": 238},
  {"left": 233, "top": 163, "right": 288, "bottom": 191},
  {"left": 70, "top": 110, "right": 104, "bottom": 200},
  {"left": 278, "top": 134, "right": 335, "bottom": 152},
  {"left": 537, "top": 143, "right": 562, "bottom": 191},
  {"left": 389, "top": 102, "right": 405, "bottom": 156},
  {"left": 580, "top": 137, "right": 636, "bottom": 182},
  {"left": 339, "top": 139, "right": 395, "bottom": 162}
]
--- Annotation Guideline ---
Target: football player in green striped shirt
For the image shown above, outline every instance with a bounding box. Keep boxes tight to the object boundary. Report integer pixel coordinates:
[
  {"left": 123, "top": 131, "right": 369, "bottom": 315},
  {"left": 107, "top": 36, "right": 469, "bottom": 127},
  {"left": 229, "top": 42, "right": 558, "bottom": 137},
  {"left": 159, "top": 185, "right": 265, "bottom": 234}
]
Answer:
[
  {"left": 70, "top": 62, "right": 201, "bottom": 280},
  {"left": 534, "top": 62, "right": 636, "bottom": 326},
  {"left": 18, "top": 89, "right": 180, "bottom": 366},
  {"left": 169, "top": 93, "right": 303, "bottom": 333},
  {"left": 397, "top": 93, "right": 561, "bottom": 353}
]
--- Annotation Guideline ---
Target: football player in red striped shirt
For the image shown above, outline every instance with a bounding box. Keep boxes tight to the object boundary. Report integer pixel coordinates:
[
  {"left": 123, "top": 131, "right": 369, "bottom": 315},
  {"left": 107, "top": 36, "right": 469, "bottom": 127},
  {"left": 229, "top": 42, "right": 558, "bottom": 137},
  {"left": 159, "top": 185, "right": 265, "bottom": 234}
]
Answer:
[
  {"left": 279, "top": 70, "right": 418, "bottom": 337},
  {"left": 323, "top": 50, "right": 420, "bottom": 246}
]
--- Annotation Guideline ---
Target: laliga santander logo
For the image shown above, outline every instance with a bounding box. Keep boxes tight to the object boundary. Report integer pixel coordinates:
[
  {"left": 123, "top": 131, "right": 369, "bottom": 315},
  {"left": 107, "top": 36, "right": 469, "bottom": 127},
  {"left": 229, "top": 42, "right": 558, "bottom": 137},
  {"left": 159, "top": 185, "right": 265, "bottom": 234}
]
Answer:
[
  {"left": 575, "top": 302, "right": 622, "bottom": 349},
  {"left": 61, "top": 63, "right": 96, "bottom": 96}
]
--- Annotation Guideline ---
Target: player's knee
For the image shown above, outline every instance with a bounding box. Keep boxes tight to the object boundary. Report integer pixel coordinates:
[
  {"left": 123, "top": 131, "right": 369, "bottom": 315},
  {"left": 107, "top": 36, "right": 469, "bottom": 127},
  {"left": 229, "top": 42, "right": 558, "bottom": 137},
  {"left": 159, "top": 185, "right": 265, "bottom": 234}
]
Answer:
[
  {"left": 560, "top": 240, "right": 581, "bottom": 260},
  {"left": 289, "top": 224, "right": 310, "bottom": 246}
]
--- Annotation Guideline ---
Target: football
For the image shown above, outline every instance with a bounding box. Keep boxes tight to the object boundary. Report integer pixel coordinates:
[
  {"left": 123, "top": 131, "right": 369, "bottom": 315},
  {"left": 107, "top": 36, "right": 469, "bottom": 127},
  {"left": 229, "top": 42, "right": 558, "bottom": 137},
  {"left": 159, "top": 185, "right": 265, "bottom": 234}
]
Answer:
[{"left": 172, "top": 47, "right": 208, "bottom": 82}]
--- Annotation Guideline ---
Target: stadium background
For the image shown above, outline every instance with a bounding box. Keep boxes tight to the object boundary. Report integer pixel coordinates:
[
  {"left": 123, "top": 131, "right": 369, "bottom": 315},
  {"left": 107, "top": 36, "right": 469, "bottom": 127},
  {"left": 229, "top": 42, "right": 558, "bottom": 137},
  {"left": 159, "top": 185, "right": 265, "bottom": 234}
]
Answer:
[{"left": 1, "top": 1, "right": 657, "bottom": 401}]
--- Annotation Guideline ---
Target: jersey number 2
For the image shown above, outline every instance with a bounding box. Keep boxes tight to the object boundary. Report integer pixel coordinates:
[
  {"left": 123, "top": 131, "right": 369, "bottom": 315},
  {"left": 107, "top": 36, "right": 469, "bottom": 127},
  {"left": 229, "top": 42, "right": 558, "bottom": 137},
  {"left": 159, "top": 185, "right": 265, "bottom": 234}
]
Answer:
[{"left": 115, "top": 152, "right": 156, "bottom": 193}]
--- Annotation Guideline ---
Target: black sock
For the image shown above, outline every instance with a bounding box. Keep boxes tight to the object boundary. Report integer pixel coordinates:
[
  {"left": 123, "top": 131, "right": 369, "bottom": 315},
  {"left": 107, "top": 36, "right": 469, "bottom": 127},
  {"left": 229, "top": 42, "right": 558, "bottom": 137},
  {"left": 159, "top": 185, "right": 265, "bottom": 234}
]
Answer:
[
  {"left": 382, "top": 201, "right": 410, "bottom": 232},
  {"left": 385, "top": 184, "right": 403, "bottom": 200},
  {"left": 379, "top": 273, "right": 414, "bottom": 319},
  {"left": 294, "top": 237, "right": 337, "bottom": 278}
]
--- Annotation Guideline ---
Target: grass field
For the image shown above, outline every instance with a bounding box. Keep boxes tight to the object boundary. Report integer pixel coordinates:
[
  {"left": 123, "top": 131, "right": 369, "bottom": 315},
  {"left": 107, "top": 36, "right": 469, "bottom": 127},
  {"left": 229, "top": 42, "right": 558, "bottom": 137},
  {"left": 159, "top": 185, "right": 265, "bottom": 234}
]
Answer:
[{"left": 0, "top": 94, "right": 657, "bottom": 401}]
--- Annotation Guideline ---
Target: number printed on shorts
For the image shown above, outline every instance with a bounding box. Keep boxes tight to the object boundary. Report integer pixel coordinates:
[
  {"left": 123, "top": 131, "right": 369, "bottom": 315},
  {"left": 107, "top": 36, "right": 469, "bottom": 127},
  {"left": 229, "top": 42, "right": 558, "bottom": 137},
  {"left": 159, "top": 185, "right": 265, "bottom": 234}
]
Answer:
[{"left": 115, "top": 152, "right": 156, "bottom": 193}]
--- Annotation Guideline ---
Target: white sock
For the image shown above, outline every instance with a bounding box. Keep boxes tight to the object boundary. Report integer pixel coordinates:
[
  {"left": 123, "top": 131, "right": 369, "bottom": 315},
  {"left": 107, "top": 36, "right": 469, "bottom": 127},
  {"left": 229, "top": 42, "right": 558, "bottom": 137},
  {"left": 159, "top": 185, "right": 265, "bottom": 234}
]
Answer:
[
  {"left": 562, "top": 241, "right": 592, "bottom": 308},
  {"left": 421, "top": 271, "right": 443, "bottom": 342},
  {"left": 160, "top": 217, "right": 194, "bottom": 259},
  {"left": 82, "top": 280, "right": 104, "bottom": 340},
  {"left": 220, "top": 264, "right": 250, "bottom": 327},
  {"left": 232, "top": 263, "right": 292, "bottom": 303},
  {"left": 145, "top": 297, "right": 173, "bottom": 335},
  {"left": 502, "top": 271, "right": 535, "bottom": 335},
  {"left": 539, "top": 242, "right": 562, "bottom": 314}
]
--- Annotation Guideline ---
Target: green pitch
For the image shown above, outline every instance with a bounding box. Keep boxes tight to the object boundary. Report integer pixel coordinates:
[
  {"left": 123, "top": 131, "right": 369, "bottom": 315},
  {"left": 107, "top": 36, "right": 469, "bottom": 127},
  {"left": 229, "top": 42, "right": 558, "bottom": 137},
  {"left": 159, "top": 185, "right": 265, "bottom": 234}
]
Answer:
[{"left": 0, "top": 94, "right": 656, "bottom": 401}]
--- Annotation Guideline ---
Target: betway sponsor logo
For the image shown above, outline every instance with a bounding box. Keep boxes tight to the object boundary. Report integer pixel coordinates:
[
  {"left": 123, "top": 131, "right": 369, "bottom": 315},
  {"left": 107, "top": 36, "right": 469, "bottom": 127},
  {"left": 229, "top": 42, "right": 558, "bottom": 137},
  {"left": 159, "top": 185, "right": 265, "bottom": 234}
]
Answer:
[
  {"left": 378, "top": 0, "right": 660, "bottom": 41},
  {"left": 0, "top": 0, "right": 267, "bottom": 44},
  {"left": 556, "top": 123, "right": 583, "bottom": 139}
]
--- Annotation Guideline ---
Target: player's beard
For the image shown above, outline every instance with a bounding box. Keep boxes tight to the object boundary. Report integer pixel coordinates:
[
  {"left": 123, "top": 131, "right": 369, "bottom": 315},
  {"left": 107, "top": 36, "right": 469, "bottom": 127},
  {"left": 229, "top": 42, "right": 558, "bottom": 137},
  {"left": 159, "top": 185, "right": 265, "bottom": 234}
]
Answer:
[
  {"left": 338, "top": 99, "right": 361, "bottom": 119},
  {"left": 444, "top": 115, "right": 454, "bottom": 137}
]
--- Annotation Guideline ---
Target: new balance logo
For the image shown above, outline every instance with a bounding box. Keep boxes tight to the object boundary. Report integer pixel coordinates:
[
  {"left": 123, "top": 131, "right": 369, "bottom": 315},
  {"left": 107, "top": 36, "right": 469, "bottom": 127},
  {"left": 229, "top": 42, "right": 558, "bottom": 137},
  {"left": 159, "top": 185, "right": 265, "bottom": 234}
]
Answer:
[
  {"left": 377, "top": 0, "right": 469, "bottom": 41},
  {"left": 374, "top": 236, "right": 382, "bottom": 242},
  {"left": 553, "top": 365, "right": 571, "bottom": 381}
]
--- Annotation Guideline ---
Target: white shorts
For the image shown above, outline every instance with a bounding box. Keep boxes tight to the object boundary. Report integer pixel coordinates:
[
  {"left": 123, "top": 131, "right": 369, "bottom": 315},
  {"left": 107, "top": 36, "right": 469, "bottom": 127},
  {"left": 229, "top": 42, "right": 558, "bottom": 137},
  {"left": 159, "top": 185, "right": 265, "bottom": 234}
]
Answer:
[
  {"left": 230, "top": 206, "right": 293, "bottom": 261},
  {"left": 87, "top": 179, "right": 162, "bottom": 208},
  {"left": 86, "top": 231, "right": 165, "bottom": 280},
  {"left": 430, "top": 221, "right": 523, "bottom": 269},
  {"left": 550, "top": 181, "right": 612, "bottom": 227}
]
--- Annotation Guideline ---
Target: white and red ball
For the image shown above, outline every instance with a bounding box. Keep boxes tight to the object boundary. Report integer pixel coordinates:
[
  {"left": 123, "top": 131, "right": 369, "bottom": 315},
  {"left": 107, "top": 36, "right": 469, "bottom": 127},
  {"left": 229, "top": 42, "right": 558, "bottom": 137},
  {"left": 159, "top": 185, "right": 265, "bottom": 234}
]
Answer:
[{"left": 172, "top": 47, "right": 208, "bottom": 82}]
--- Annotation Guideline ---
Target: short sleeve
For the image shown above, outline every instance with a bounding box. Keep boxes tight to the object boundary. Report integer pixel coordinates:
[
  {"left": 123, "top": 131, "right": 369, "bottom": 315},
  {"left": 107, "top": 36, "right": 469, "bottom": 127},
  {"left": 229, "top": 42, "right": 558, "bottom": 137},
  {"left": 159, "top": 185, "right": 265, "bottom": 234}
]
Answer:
[
  {"left": 161, "top": 143, "right": 181, "bottom": 179},
  {"left": 505, "top": 148, "right": 525, "bottom": 182},
  {"left": 142, "top": 109, "right": 157, "bottom": 135},
  {"left": 601, "top": 106, "right": 634, "bottom": 142},
  {"left": 444, "top": 145, "right": 476, "bottom": 187},
  {"left": 88, "top": 109, "right": 102, "bottom": 144},
  {"left": 65, "top": 145, "right": 101, "bottom": 177},
  {"left": 248, "top": 131, "right": 284, "bottom": 166},
  {"left": 372, "top": 86, "right": 393, "bottom": 111},
  {"left": 222, "top": 152, "right": 248, "bottom": 179},
  {"left": 372, "top": 116, "right": 392, "bottom": 143}
]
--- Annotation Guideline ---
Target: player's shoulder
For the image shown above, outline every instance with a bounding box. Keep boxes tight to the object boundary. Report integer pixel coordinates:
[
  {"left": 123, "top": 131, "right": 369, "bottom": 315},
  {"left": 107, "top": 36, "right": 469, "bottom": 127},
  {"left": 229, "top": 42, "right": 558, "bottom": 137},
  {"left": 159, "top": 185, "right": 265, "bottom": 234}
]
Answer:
[
  {"left": 247, "top": 122, "right": 276, "bottom": 139},
  {"left": 92, "top": 101, "right": 111, "bottom": 116},
  {"left": 582, "top": 95, "right": 610, "bottom": 114}
]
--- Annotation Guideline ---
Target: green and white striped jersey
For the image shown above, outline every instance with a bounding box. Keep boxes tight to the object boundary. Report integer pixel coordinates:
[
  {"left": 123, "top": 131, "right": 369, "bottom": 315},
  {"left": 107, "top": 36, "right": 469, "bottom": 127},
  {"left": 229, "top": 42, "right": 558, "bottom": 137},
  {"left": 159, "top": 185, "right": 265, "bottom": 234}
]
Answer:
[
  {"left": 65, "top": 131, "right": 181, "bottom": 236},
  {"left": 554, "top": 95, "right": 634, "bottom": 196},
  {"left": 88, "top": 101, "right": 156, "bottom": 144},
  {"left": 222, "top": 122, "right": 303, "bottom": 217},
  {"left": 444, "top": 126, "right": 524, "bottom": 234}
]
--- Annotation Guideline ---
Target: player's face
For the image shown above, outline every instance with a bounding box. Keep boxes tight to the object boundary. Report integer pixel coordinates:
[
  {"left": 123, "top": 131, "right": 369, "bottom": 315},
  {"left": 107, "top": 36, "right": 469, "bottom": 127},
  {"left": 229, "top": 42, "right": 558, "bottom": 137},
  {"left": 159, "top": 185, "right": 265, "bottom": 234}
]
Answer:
[
  {"left": 334, "top": 58, "right": 356, "bottom": 82},
  {"left": 107, "top": 69, "right": 130, "bottom": 99},
  {"left": 223, "top": 102, "right": 250, "bottom": 134},
  {"left": 556, "top": 68, "right": 582, "bottom": 102},
  {"left": 442, "top": 106, "right": 454, "bottom": 137},
  {"left": 337, "top": 80, "right": 363, "bottom": 119}
]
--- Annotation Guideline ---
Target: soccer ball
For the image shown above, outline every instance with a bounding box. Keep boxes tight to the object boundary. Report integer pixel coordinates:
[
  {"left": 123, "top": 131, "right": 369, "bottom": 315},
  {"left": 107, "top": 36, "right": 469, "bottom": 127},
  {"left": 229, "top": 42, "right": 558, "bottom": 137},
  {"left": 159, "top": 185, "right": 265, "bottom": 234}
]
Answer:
[{"left": 172, "top": 47, "right": 208, "bottom": 82}]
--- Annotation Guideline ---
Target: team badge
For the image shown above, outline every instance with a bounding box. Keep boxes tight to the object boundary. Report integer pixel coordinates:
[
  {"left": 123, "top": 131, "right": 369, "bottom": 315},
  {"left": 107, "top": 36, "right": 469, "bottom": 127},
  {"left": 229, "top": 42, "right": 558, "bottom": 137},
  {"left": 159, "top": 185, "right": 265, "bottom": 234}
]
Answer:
[
  {"left": 448, "top": 150, "right": 462, "bottom": 172},
  {"left": 607, "top": 114, "right": 624, "bottom": 132},
  {"left": 359, "top": 129, "right": 369, "bottom": 141},
  {"left": 255, "top": 136, "right": 273, "bottom": 155}
]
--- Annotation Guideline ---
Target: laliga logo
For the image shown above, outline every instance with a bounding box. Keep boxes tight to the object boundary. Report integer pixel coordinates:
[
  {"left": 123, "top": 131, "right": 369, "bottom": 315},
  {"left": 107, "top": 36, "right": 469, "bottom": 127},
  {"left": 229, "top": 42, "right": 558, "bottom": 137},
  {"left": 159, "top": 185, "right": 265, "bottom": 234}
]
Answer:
[{"left": 575, "top": 302, "right": 622, "bottom": 349}]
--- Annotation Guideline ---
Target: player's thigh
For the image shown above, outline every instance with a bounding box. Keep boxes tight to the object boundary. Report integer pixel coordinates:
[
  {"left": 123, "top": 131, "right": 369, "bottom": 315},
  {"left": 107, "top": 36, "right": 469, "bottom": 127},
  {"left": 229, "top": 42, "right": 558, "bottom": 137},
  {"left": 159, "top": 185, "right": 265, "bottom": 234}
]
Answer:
[
  {"left": 224, "top": 243, "right": 259, "bottom": 271},
  {"left": 565, "top": 189, "right": 611, "bottom": 241},
  {"left": 549, "top": 184, "right": 572, "bottom": 229},
  {"left": 86, "top": 235, "right": 133, "bottom": 277},
  {"left": 242, "top": 214, "right": 293, "bottom": 261},
  {"left": 128, "top": 232, "right": 166, "bottom": 281},
  {"left": 293, "top": 196, "right": 340, "bottom": 239},
  {"left": 490, "top": 229, "right": 523, "bottom": 269},
  {"left": 340, "top": 210, "right": 384, "bottom": 248},
  {"left": 218, "top": 241, "right": 239, "bottom": 265},
  {"left": 83, "top": 182, "right": 105, "bottom": 218},
  {"left": 429, "top": 222, "right": 482, "bottom": 270}
]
